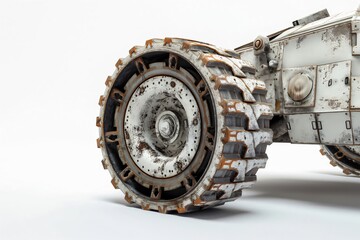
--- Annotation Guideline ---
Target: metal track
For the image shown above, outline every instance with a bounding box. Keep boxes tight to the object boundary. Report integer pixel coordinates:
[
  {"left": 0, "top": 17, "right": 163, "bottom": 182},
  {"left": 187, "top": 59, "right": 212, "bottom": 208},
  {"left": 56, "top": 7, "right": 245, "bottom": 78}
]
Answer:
[
  {"left": 96, "top": 38, "right": 273, "bottom": 213},
  {"left": 320, "top": 145, "right": 360, "bottom": 176}
]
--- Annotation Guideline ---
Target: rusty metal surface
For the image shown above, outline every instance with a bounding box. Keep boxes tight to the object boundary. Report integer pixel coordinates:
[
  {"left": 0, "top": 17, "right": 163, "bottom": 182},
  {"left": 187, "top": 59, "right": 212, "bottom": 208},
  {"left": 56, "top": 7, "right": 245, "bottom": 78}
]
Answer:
[
  {"left": 321, "top": 145, "right": 360, "bottom": 175},
  {"left": 123, "top": 75, "right": 201, "bottom": 180},
  {"left": 97, "top": 38, "right": 273, "bottom": 213},
  {"left": 96, "top": 6, "right": 360, "bottom": 211},
  {"left": 314, "top": 61, "right": 351, "bottom": 112},
  {"left": 236, "top": 8, "right": 360, "bottom": 148}
]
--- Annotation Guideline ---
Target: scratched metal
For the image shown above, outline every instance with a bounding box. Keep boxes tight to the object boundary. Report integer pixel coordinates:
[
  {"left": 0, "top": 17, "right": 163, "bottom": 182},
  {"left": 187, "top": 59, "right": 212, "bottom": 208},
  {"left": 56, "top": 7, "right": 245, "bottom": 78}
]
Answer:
[
  {"left": 97, "top": 37, "right": 273, "bottom": 213},
  {"left": 286, "top": 114, "right": 320, "bottom": 143},
  {"left": 317, "top": 112, "right": 353, "bottom": 145},
  {"left": 97, "top": 7, "right": 360, "bottom": 211}
]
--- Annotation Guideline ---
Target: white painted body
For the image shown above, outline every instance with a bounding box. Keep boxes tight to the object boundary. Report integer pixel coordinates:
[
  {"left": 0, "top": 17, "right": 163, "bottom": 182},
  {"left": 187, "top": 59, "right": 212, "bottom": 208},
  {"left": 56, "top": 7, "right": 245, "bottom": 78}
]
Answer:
[{"left": 236, "top": 9, "right": 360, "bottom": 146}]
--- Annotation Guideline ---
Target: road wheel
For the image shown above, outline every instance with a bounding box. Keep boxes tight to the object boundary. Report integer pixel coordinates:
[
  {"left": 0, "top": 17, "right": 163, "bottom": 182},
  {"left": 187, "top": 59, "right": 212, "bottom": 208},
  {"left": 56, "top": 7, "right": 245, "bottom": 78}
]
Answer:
[
  {"left": 97, "top": 38, "right": 273, "bottom": 213},
  {"left": 321, "top": 145, "right": 360, "bottom": 176}
]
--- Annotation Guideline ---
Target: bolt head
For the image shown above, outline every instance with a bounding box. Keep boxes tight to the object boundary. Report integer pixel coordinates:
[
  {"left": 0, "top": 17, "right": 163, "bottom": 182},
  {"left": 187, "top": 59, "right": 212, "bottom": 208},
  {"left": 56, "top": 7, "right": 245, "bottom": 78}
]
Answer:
[{"left": 254, "top": 39, "right": 263, "bottom": 50}]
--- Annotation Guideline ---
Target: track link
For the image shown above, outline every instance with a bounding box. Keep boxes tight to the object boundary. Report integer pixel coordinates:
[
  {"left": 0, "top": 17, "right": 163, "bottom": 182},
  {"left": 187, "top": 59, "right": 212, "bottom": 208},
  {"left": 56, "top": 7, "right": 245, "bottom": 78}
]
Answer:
[{"left": 321, "top": 145, "right": 360, "bottom": 176}]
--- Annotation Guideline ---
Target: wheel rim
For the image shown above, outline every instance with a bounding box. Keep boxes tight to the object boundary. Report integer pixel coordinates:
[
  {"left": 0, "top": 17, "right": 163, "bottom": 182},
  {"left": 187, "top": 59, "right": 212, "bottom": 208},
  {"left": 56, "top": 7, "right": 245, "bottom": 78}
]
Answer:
[
  {"left": 124, "top": 75, "right": 202, "bottom": 179},
  {"left": 323, "top": 145, "right": 360, "bottom": 174},
  {"left": 97, "top": 38, "right": 273, "bottom": 213},
  {"left": 104, "top": 50, "right": 216, "bottom": 200}
]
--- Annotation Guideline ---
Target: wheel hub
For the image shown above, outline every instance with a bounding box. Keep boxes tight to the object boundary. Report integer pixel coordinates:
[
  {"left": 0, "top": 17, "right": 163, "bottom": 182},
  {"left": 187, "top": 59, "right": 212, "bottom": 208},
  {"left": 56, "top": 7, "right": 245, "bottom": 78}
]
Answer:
[{"left": 156, "top": 111, "right": 180, "bottom": 143}]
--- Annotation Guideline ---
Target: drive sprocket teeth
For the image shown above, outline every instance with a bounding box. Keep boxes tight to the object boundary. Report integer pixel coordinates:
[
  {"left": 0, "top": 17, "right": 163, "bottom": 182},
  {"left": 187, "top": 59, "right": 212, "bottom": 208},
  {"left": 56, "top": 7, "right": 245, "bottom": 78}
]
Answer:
[{"left": 97, "top": 38, "right": 273, "bottom": 213}]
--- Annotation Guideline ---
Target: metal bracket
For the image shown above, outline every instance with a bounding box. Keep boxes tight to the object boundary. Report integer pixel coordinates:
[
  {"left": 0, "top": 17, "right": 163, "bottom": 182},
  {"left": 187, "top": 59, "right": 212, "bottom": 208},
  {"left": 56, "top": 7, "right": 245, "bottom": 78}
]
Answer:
[
  {"left": 292, "top": 9, "right": 329, "bottom": 26},
  {"left": 253, "top": 36, "right": 271, "bottom": 76}
]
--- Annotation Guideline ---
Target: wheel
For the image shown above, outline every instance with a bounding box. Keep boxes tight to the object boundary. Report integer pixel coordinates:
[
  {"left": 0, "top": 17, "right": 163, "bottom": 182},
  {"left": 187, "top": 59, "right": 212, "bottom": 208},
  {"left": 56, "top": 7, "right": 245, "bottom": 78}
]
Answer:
[
  {"left": 96, "top": 38, "right": 273, "bottom": 213},
  {"left": 321, "top": 145, "right": 360, "bottom": 176}
]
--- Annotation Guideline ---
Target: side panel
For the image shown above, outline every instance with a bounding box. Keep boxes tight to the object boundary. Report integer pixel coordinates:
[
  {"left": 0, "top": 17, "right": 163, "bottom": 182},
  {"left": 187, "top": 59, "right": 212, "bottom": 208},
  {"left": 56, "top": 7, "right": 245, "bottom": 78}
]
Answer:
[
  {"left": 351, "top": 112, "right": 360, "bottom": 144},
  {"left": 281, "top": 24, "right": 352, "bottom": 70},
  {"left": 351, "top": 76, "right": 360, "bottom": 108},
  {"left": 286, "top": 114, "right": 319, "bottom": 143},
  {"left": 237, "top": 16, "right": 360, "bottom": 145},
  {"left": 314, "top": 61, "right": 351, "bottom": 112},
  {"left": 317, "top": 112, "right": 353, "bottom": 144}
]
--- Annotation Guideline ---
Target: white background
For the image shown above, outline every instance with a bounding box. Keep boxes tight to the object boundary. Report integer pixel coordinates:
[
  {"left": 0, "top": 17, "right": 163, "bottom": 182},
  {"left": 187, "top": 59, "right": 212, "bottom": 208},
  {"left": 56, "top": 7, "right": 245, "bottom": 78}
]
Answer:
[{"left": 1, "top": 0, "right": 360, "bottom": 239}]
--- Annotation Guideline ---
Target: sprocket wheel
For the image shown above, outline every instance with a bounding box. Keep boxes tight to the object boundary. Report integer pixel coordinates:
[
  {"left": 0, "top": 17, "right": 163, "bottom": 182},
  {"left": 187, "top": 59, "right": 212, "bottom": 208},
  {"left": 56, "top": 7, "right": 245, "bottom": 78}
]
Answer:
[
  {"left": 97, "top": 38, "right": 273, "bottom": 213},
  {"left": 321, "top": 145, "right": 360, "bottom": 176}
]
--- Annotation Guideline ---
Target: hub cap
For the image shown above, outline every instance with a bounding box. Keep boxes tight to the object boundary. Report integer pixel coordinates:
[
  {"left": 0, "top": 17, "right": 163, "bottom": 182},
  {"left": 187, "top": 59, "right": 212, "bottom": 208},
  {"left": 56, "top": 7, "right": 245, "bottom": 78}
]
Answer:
[{"left": 156, "top": 111, "right": 180, "bottom": 143}]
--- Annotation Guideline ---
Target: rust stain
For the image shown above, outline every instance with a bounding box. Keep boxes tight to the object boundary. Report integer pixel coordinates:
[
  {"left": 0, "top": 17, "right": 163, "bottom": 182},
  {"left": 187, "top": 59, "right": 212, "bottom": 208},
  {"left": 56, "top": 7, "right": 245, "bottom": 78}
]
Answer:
[
  {"left": 105, "top": 76, "right": 112, "bottom": 86},
  {"left": 145, "top": 39, "right": 153, "bottom": 48},
  {"left": 136, "top": 141, "right": 158, "bottom": 157},
  {"left": 220, "top": 99, "right": 230, "bottom": 114},
  {"left": 124, "top": 129, "right": 130, "bottom": 140},
  {"left": 181, "top": 41, "right": 220, "bottom": 54},
  {"left": 163, "top": 37, "right": 173, "bottom": 46},
  {"left": 275, "top": 100, "right": 281, "bottom": 112},
  {"left": 199, "top": 53, "right": 215, "bottom": 66},
  {"left": 129, "top": 46, "right": 137, "bottom": 57},
  {"left": 193, "top": 197, "right": 204, "bottom": 205},
  {"left": 124, "top": 192, "right": 133, "bottom": 204},
  {"left": 138, "top": 141, "right": 150, "bottom": 151},
  {"left": 101, "top": 159, "right": 108, "bottom": 169},
  {"left": 217, "top": 156, "right": 237, "bottom": 170},
  {"left": 221, "top": 127, "right": 231, "bottom": 144},
  {"left": 115, "top": 58, "right": 123, "bottom": 69},
  {"left": 174, "top": 160, "right": 184, "bottom": 173},
  {"left": 217, "top": 156, "right": 227, "bottom": 169},
  {"left": 141, "top": 203, "right": 150, "bottom": 211},
  {"left": 219, "top": 99, "right": 246, "bottom": 115},
  {"left": 210, "top": 75, "right": 223, "bottom": 90},
  {"left": 111, "top": 177, "right": 119, "bottom": 189},
  {"left": 96, "top": 138, "right": 102, "bottom": 148},
  {"left": 176, "top": 204, "right": 186, "bottom": 213},
  {"left": 330, "top": 160, "right": 337, "bottom": 167},
  {"left": 138, "top": 86, "right": 145, "bottom": 95},
  {"left": 98, "top": 95, "right": 105, "bottom": 106},
  {"left": 158, "top": 205, "right": 168, "bottom": 213},
  {"left": 182, "top": 41, "right": 192, "bottom": 50},
  {"left": 96, "top": 116, "right": 101, "bottom": 127},
  {"left": 319, "top": 148, "right": 325, "bottom": 156}
]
